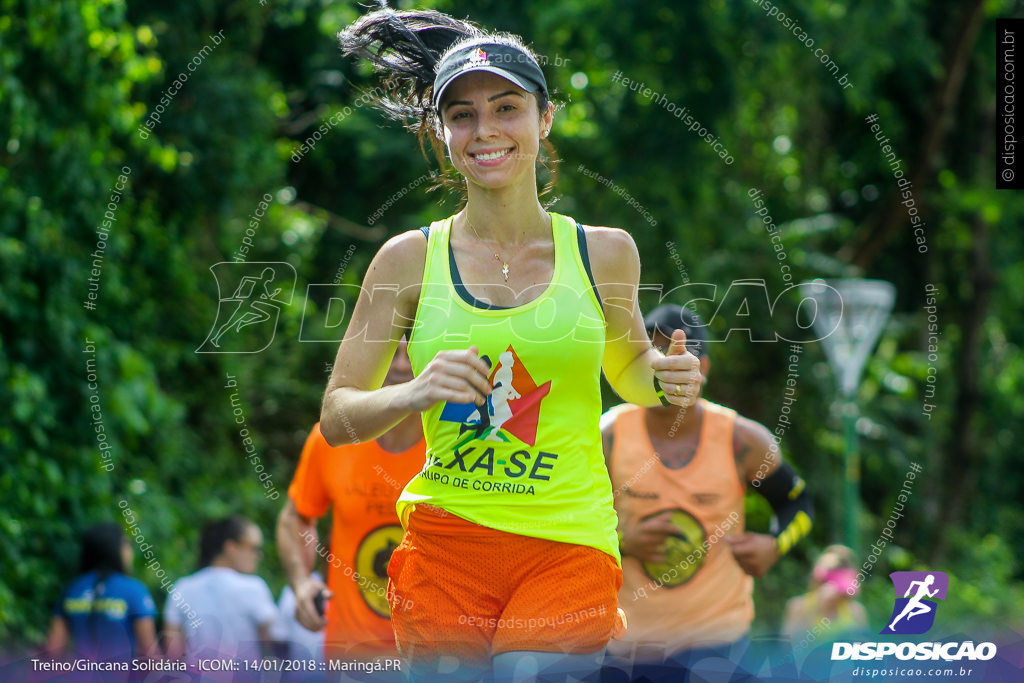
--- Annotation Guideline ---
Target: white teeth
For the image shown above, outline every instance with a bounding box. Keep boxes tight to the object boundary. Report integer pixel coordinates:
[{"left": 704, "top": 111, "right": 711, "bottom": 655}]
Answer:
[{"left": 474, "top": 148, "right": 511, "bottom": 161}]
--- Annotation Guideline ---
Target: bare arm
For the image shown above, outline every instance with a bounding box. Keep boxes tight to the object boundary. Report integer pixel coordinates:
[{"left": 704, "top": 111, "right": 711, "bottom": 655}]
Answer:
[
  {"left": 133, "top": 617, "right": 161, "bottom": 658},
  {"left": 276, "top": 499, "right": 328, "bottom": 631},
  {"left": 320, "top": 231, "right": 492, "bottom": 446},
  {"left": 164, "top": 624, "right": 186, "bottom": 659},
  {"left": 733, "top": 414, "right": 781, "bottom": 483},
  {"left": 320, "top": 232, "right": 424, "bottom": 445},
  {"left": 44, "top": 616, "right": 68, "bottom": 656},
  {"left": 585, "top": 226, "right": 701, "bottom": 407},
  {"left": 726, "top": 417, "right": 783, "bottom": 577},
  {"left": 729, "top": 416, "right": 812, "bottom": 574},
  {"left": 258, "top": 621, "right": 275, "bottom": 657}
]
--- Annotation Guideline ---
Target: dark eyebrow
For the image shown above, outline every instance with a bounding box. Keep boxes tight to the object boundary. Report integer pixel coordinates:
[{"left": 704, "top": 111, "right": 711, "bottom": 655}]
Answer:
[
  {"left": 444, "top": 90, "right": 524, "bottom": 111},
  {"left": 489, "top": 90, "right": 523, "bottom": 101}
]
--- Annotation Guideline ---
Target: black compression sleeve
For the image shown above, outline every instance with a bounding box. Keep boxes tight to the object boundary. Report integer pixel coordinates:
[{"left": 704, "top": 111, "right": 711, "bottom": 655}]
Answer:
[{"left": 756, "top": 461, "right": 813, "bottom": 554}]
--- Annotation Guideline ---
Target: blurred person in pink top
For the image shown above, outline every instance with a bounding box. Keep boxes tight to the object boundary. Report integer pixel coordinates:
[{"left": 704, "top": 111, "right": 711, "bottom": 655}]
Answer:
[{"left": 782, "top": 545, "right": 868, "bottom": 642}]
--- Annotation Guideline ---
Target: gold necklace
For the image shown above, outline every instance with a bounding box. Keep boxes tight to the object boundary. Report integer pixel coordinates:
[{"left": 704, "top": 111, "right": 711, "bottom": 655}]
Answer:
[{"left": 465, "top": 218, "right": 513, "bottom": 282}]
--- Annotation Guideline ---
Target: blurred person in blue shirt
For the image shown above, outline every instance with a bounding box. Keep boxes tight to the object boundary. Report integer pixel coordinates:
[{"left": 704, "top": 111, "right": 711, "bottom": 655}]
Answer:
[{"left": 46, "top": 522, "right": 160, "bottom": 661}]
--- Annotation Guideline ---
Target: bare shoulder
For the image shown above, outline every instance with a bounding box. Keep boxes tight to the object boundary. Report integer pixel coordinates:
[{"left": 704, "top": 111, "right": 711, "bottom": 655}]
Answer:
[
  {"left": 600, "top": 403, "right": 632, "bottom": 470},
  {"left": 734, "top": 413, "right": 776, "bottom": 450},
  {"left": 580, "top": 224, "right": 639, "bottom": 259},
  {"left": 361, "top": 229, "right": 428, "bottom": 307},
  {"left": 579, "top": 224, "right": 639, "bottom": 283},
  {"left": 732, "top": 412, "right": 779, "bottom": 479},
  {"left": 599, "top": 402, "right": 632, "bottom": 434},
  {"left": 366, "top": 229, "right": 427, "bottom": 283}
]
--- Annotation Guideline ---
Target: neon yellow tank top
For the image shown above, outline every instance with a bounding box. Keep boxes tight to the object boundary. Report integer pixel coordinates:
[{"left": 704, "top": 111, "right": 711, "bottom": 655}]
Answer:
[{"left": 400, "top": 212, "right": 619, "bottom": 562}]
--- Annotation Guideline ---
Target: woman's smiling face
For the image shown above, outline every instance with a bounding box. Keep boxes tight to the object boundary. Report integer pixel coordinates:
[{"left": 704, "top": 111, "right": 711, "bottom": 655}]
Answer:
[{"left": 440, "top": 71, "right": 553, "bottom": 190}]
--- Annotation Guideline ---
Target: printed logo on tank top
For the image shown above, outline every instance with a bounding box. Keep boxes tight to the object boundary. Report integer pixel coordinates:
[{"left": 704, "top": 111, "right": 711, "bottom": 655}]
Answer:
[
  {"left": 692, "top": 493, "right": 721, "bottom": 506},
  {"left": 423, "top": 344, "right": 556, "bottom": 496},
  {"left": 639, "top": 509, "right": 708, "bottom": 588},
  {"left": 440, "top": 345, "right": 551, "bottom": 447},
  {"left": 621, "top": 485, "right": 660, "bottom": 499},
  {"left": 353, "top": 524, "right": 404, "bottom": 618}
]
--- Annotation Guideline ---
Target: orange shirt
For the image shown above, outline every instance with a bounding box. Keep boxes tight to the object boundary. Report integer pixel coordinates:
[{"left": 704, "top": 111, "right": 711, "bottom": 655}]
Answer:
[
  {"left": 608, "top": 401, "right": 753, "bottom": 655},
  {"left": 288, "top": 423, "right": 425, "bottom": 660}
]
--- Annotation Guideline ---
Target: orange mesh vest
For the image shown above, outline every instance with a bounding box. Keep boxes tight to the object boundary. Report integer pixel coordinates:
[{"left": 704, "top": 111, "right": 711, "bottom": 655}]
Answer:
[{"left": 609, "top": 401, "right": 753, "bottom": 654}]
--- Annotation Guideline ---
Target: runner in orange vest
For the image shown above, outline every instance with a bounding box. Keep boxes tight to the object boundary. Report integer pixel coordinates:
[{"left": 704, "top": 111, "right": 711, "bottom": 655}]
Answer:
[
  {"left": 602, "top": 305, "right": 814, "bottom": 683},
  {"left": 276, "top": 339, "right": 424, "bottom": 670}
]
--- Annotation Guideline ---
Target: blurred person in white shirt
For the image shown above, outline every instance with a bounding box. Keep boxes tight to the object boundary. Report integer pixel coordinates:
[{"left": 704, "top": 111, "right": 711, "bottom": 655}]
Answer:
[{"left": 165, "top": 515, "right": 278, "bottom": 662}]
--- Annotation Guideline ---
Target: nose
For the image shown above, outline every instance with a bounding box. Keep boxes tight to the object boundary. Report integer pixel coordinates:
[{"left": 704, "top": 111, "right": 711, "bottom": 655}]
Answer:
[{"left": 474, "top": 109, "right": 499, "bottom": 139}]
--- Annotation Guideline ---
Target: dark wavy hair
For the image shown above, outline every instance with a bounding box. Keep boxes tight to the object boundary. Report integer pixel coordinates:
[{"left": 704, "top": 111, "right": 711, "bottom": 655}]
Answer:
[
  {"left": 79, "top": 522, "right": 127, "bottom": 577},
  {"left": 197, "top": 515, "right": 252, "bottom": 570},
  {"left": 78, "top": 523, "right": 129, "bottom": 639},
  {"left": 338, "top": 3, "right": 560, "bottom": 205}
]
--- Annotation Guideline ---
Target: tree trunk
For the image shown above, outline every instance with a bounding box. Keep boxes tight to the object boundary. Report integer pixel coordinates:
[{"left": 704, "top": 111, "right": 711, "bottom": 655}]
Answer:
[
  {"left": 931, "top": 212, "right": 994, "bottom": 563},
  {"left": 839, "top": 0, "right": 986, "bottom": 269}
]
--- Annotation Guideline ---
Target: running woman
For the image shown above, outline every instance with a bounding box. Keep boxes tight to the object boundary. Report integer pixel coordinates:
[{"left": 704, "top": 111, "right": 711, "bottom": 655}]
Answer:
[{"left": 321, "top": 7, "right": 702, "bottom": 682}]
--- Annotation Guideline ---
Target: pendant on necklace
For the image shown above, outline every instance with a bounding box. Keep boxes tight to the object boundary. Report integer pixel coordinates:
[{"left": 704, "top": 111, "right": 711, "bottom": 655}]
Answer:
[{"left": 493, "top": 253, "right": 510, "bottom": 282}]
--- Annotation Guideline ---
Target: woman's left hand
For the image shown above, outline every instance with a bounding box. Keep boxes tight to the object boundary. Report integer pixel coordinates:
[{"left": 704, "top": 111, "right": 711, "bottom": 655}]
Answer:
[{"left": 650, "top": 329, "right": 702, "bottom": 407}]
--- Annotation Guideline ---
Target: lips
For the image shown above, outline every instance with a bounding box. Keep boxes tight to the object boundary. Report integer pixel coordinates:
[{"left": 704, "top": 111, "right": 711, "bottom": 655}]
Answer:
[{"left": 469, "top": 147, "right": 514, "bottom": 165}]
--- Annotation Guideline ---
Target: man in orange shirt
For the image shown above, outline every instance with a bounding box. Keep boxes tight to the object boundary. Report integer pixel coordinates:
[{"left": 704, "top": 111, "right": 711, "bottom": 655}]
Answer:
[
  {"left": 602, "top": 305, "right": 813, "bottom": 683},
  {"left": 276, "top": 339, "right": 424, "bottom": 671}
]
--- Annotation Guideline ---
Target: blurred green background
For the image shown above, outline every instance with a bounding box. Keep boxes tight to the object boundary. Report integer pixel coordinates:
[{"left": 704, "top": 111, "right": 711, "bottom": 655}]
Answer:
[{"left": 2, "top": 0, "right": 1022, "bottom": 652}]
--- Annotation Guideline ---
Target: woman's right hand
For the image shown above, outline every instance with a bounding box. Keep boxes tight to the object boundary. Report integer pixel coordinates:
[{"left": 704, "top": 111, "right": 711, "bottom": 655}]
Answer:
[{"left": 402, "top": 346, "right": 492, "bottom": 412}]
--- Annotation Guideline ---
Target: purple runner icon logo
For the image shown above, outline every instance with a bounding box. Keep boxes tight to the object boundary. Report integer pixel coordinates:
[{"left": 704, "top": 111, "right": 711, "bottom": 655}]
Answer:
[{"left": 881, "top": 571, "right": 949, "bottom": 635}]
